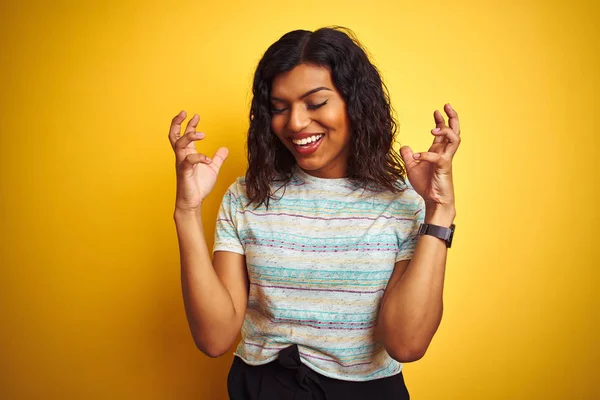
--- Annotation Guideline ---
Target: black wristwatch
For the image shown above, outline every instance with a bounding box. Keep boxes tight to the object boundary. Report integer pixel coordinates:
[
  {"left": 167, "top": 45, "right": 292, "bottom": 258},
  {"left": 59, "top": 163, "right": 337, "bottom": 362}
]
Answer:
[{"left": 418, "top": 223, "right": 456, "bottom": 248}]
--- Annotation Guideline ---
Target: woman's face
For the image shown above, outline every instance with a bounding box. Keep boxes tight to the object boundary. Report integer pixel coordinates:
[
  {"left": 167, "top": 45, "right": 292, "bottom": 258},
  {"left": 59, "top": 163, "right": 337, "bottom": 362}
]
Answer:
[{"left": 270, "top": 63, "right": 351, "bottom": 179}]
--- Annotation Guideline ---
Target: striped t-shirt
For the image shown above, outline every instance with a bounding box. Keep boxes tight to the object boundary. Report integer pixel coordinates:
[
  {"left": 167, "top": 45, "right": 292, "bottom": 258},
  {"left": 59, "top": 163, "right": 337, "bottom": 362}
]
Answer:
[{"left": 213, "top": 166, "right": 425, "bottom": 381}]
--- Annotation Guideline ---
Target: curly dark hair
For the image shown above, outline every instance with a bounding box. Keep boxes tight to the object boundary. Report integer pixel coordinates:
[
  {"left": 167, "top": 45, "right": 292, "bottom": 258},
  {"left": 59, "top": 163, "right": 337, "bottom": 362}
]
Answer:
[{"left": 246, "top": 26, "right": 408, "bottom": 208}]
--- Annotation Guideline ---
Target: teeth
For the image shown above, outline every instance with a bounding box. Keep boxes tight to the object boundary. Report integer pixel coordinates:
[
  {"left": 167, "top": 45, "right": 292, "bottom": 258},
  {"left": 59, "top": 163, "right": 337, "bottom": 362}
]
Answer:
[{"left": 292, "top": 134, "right": 323, "bottom": 146}]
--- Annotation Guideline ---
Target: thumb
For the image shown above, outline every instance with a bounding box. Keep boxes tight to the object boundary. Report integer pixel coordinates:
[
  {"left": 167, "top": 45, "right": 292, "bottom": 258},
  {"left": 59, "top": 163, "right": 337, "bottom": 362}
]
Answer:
[
  {"left": 210, "top": 147, "right": 229, "bottom": 169},
  {"left": 399, "top": 145, "right": 414, "bottom": 165}
]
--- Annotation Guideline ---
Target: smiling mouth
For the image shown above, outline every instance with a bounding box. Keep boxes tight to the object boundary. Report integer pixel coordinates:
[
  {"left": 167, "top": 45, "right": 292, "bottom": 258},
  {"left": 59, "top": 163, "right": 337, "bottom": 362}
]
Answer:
[
  {"left": 289, "top": 133, "right": 324, "bottom": 156},
  {"left": 291, "top": 134, "right": 324, "bottom": 147}
]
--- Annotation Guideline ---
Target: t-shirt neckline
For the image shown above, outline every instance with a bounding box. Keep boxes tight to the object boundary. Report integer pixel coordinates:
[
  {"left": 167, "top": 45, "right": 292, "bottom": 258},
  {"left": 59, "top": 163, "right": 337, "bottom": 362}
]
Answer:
[{"left": 292, "top": 165, "right": 352, "bottom": 187}]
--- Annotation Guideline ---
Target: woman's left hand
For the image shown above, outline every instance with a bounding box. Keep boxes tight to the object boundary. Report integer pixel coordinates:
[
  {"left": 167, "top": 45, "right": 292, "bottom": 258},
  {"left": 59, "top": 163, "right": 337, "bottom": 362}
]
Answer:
[{"left": 400, "top": 103, "right": 461, "bottom": 209}]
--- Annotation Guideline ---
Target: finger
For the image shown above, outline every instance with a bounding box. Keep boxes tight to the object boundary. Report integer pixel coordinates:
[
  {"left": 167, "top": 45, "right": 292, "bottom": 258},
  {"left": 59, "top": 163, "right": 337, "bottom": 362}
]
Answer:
[
  {"left": 431, "top": 126, "right": 454, "bottom": 139},
  {"left": 442, "top": 127, "right": 461, "bottom": 157},
  {"left": 431, "top": 126, "right": 461, "bottom": 157},
  {"left": 444, "top": 103, "right": 460, "bottom": 135},
  {"left": 434, "top": 109, "right": 446, "bottom": 128},
  {"left": 175, "top": 114, "right": 201, "bottom": 153},
  {"left": 413, "top": 151, "right": 442, "bottom": 165},
  {"left": 174, "top": 130, "right": 205, "bottom": 151},
  {"left": 181, "top": 152, "right": 212, "bottom": 168},
  {"left": 433, "top": 109, "right": 447, "bottom": 144},
  {"left": 184, "top": 113, "right": 200, "bottom": 136},
  {"left": 431, "top": 126, "right": 448, "bottom": 147},
  {"left": 169, "top": 110, "right": 187, "bottom": 147}
]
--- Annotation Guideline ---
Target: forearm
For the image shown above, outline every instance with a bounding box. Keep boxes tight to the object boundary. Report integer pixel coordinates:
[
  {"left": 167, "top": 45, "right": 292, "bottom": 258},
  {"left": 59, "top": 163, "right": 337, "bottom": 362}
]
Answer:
[
  {"left": 378, "top": 205, "right": 455, "bottom": 361},
  {"left": 173, "top": 208, "right": 239, "bottom": 356}
]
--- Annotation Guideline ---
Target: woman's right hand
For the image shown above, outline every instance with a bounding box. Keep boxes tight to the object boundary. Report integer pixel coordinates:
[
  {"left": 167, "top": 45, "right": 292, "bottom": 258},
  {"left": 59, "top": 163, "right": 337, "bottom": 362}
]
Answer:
[{"left": 168, "top": 110, "right": 229, "bottom": 212}]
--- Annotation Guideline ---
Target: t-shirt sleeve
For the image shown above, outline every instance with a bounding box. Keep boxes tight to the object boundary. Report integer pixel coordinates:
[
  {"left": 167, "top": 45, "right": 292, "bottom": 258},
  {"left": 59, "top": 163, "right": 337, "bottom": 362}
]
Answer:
[
  {"left": 213, "top": 183, "right": 245, "bottom": 255},
  {"left": 395, "top": 192, "right": 426, "bottom": 262}
]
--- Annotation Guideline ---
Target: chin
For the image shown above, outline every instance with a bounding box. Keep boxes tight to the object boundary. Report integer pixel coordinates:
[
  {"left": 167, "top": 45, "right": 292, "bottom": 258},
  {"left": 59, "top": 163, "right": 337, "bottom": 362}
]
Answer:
[{"left": 295, "top": 158, "right": 323, "bottom": 172}]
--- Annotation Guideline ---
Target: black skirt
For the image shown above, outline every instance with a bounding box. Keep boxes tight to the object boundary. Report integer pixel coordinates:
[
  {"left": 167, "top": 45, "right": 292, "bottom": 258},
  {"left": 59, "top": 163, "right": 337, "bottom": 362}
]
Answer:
[{"left": 227, "top": 344, "right": 410, "bottom": 400}]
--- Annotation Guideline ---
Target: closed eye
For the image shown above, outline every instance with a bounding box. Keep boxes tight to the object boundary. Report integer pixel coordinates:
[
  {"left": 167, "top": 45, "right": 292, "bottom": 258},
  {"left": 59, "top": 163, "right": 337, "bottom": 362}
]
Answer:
[
  {"left": 307, "top": 100, "right": 328, "bottom": 110},
  {"left": 271, "top": 100, "right": 329, "bottom": 115},
  {"left": 271, "top": 107, "right": 287, "bottom": 114}
]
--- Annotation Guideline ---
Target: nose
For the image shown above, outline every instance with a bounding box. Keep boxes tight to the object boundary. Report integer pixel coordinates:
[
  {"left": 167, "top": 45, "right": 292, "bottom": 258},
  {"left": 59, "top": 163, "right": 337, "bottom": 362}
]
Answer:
[{"left": 286, "top": 104, "right": 311, "bottom": 133}]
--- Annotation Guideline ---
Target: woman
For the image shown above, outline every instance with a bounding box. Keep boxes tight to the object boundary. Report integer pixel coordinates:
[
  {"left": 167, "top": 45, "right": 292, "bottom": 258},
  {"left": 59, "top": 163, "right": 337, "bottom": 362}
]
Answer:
[{"left": 169, "top": 27, "right": 460, "bottom": 400}]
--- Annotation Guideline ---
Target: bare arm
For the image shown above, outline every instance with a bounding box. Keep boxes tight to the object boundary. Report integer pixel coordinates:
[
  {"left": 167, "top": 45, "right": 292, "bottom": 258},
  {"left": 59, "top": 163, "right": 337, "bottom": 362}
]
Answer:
[
  {"left": 174, "top": 208, "right": 248, "bottom": 358},
  {"left": 168, "top": 110, "right": 248, "bottom": 358},
  {"left": 384, "top": 103, "right": 461, "bottom": 362},
  {"left": 376, "top": 206, "right": 455, "bottom": 362}
]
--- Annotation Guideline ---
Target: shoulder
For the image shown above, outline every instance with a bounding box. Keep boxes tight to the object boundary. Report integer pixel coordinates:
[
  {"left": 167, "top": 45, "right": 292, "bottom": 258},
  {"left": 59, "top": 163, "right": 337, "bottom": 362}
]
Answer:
[
  {"left": 220, "top": 176, "right": 248, "bottom": 206},
  {"left": 225, "top": 176, "right": 247, "bottom": 195}
]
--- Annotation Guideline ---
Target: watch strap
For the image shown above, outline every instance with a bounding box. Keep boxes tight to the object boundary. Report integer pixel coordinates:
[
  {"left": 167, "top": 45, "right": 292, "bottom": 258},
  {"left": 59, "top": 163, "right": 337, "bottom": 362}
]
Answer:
[{"left": 418, "top": 223, "right": 455, "bottom": 248}]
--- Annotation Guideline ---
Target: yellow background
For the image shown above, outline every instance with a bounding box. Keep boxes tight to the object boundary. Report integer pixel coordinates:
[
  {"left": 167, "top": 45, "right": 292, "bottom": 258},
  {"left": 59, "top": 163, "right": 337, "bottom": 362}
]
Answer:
[{"left": 1, "top": 0, "right": 598, "bottom": 398}]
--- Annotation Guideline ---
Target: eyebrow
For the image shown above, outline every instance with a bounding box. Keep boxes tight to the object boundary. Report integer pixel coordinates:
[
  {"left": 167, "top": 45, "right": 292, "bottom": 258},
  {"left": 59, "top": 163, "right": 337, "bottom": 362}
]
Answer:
[{"left": 271, "top": 86, "right": 332, "bottom": 102}]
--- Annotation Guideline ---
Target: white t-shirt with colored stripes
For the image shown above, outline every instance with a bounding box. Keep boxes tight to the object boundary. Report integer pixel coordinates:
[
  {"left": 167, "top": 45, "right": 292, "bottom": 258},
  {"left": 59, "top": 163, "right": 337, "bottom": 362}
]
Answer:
[{"left": 213, "top": 167, "right": 425, "bottom": 381}]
